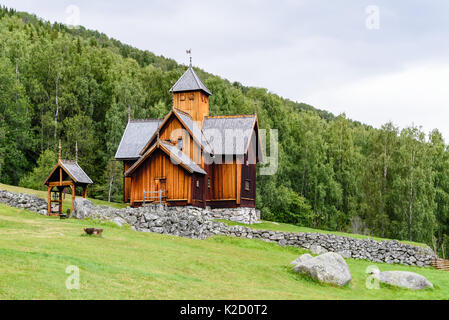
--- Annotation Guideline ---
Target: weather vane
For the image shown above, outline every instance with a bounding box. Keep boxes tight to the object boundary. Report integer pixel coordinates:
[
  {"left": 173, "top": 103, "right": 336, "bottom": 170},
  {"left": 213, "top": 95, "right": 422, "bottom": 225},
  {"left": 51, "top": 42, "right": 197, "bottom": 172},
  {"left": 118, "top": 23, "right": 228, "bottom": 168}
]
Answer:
[{"left": 186, "top": 49, "right": 192, "bottom": 66}]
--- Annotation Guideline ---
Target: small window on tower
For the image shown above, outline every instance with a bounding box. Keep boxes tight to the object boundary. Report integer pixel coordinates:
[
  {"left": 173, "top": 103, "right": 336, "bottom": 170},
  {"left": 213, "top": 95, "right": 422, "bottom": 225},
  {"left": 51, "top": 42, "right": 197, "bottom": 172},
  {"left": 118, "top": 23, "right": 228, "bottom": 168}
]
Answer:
[
  {"left": 189, "top": 93, "right": 194, "bottom": 100},
  {"left": 181, "top": 93, "right": 186, "bottom": 101},
  {"left": 208, "top": 178, "right": 211, "bottom": 189},
  {"left": 245, "top": 180, "right": 251, "bottom": 191},
  {"left": 196, "top": 180, "right": 200, "bottom": 188},
  {"left": 178, "top": 137, "right": 183, "bottom": 151}
]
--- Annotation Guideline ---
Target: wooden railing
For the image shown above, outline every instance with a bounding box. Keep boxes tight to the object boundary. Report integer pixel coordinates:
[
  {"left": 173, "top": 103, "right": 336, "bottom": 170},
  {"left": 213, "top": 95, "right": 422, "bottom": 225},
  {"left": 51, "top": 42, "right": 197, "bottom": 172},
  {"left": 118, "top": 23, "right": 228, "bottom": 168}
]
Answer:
[
  {"left": 432, "top": 258, "right": 449, "bottom": 271},
  {"left": 143, "top": 190, "right": 167, "bottom": 205}
]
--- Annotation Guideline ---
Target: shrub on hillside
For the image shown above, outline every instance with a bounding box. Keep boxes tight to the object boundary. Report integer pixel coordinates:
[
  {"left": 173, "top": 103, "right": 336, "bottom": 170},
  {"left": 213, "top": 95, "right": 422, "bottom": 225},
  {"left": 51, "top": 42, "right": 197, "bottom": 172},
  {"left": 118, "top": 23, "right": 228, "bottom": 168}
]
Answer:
[
  {"left": 19, "top": 149, "right": 57, "bottom": 191},
  {"left": 262, "top": 185, "right": 314, "bottom": 227}
]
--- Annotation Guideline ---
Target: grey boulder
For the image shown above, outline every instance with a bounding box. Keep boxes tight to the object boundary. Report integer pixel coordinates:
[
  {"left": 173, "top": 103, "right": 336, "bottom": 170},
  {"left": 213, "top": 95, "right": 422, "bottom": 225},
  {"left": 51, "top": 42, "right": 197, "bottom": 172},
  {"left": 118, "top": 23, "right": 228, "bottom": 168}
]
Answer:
[
  {"left": 375, "top": 271, "right": 433, "bottom": 290},
  {"left": 111, "top": 217, "right": 126, "bottom": 227},
  {"left": 290, "top": 254, "right": 313, "bottom": 266},
  {"left": 72, "top": 198, "right": 94, "bottom": 219},
  {"left": 310, "top": 244, "right": 328, "bottom": 255},
  {"left": 293, "top": 252, "right": 352, "bottom": 286}
]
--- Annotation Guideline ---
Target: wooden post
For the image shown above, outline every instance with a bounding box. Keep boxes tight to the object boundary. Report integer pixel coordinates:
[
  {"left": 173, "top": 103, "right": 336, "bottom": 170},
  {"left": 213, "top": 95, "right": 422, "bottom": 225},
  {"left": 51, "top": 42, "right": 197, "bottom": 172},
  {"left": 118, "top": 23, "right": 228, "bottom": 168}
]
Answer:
[
  {"left": 58, "top": 189, "right": 63, "bottom": 215},
  {"left": 83, "top": 187, "right": 87, "bottom": 199},
  {"left": 130, "top": 177, "right": 134, "bottom": 207},
  {"left": 47, "top": 186, "right": 52, "bottom": 215},
  {"left": 188, "top": 176, "right": 192, "bottom": 205},
  {"left": 71, "top": 183, "right": 75, "bottom": 213},
  {"left": 236, "top": 162, "right": 242, "bottom": 205}
]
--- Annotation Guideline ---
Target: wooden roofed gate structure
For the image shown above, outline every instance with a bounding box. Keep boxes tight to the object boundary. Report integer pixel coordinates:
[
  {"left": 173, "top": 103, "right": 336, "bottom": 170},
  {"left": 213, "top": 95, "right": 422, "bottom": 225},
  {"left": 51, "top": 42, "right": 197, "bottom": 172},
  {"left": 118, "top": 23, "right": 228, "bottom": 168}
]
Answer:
[
  {"left": 116, "top": 59, "right": 263, "bottom": 209},
  {"left": 43, "top": 142, "right": 93, "bottom": 216}
]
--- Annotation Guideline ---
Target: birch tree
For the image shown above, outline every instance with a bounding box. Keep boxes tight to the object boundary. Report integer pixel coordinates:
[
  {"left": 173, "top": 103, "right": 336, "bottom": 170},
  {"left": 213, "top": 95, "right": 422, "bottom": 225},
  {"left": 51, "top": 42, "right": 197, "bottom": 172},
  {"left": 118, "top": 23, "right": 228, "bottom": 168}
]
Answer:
[
  {"left": 392, "top": 127, "right": 436, "bottom": 242},
  {"left": 363, "top": 123, "right": 398, "bottom": 237}
]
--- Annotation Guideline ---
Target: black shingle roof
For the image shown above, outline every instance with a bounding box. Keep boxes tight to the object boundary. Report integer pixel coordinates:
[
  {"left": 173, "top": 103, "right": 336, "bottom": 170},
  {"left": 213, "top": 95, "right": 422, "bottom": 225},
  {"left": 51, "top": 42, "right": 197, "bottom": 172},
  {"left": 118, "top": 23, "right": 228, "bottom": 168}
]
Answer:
[
  {"left": 160, "top": 142, "right": 206, "bottom": 175},
  {"left": 60, "top": 160, "right": 93, "bottom": 184},
  {"left": 115, "top": 119, "right": 162, "bottom": 160},
  {"left": 202, "top": 115, "right": 257, "bottom": 156},
  {"left": 170, "top": 66, "right": 212, "bottom": 96}
]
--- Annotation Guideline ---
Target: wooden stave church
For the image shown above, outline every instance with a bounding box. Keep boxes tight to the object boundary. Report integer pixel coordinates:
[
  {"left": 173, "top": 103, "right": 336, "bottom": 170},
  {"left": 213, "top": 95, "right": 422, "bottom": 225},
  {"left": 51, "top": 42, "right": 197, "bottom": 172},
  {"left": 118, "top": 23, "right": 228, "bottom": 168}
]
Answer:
[{"left": 115, "top": 63, "right": 262, "bottom": 209}]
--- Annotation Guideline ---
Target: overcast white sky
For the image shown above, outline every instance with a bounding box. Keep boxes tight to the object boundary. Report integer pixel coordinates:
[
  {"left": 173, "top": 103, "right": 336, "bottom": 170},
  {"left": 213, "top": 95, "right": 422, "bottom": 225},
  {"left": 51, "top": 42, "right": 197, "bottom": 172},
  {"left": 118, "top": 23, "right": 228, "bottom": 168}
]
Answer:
[{"left": 2, "top": 0, "right": 449, "bottom": 139}]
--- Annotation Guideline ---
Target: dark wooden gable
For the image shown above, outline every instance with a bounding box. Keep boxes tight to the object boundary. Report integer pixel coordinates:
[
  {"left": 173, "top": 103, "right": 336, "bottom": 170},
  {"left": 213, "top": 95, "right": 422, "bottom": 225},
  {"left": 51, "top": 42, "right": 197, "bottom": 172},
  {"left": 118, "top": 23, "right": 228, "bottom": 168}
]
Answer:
[{"left": 44, "top": 160, "right": 93, "bottom": 186}]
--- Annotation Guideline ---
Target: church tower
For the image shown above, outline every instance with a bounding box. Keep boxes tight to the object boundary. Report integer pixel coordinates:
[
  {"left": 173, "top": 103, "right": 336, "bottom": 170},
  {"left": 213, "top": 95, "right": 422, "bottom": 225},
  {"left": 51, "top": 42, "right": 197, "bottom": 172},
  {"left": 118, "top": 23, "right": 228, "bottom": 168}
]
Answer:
[{"left": 170, "top": 63, "right": 211, "bottom": 126}]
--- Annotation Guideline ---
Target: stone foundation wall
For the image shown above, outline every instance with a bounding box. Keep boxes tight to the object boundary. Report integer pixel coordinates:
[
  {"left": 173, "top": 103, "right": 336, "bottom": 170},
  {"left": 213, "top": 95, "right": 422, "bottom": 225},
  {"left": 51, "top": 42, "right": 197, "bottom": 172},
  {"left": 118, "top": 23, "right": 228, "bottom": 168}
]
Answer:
[
  {"left": 207, "top": 207, "right": 260, "bottom": 225},
  {"left": 0, "top": 190, "right": 436, "bottom": 267}
]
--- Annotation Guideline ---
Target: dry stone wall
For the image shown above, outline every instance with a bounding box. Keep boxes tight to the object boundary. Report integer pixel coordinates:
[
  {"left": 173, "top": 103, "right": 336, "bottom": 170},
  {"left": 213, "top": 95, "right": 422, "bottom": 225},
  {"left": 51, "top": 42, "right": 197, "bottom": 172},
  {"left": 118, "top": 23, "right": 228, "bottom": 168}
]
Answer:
[
  {"left": 72, "top": 198, "right": 436, "bottom": 267},
  {"left": 0, "top": 190, "right": 48, "bottom": 215},
  {"left": 0, "top": 190, "right": 436, "bottom": 267}
]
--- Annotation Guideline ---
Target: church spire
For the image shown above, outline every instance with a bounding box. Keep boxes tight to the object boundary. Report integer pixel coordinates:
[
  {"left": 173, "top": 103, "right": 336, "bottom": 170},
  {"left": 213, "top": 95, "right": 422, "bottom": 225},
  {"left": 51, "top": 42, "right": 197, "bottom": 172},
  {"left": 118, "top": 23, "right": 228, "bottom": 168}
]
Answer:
[
  {"left": 58, "top": 139, "right": 61, "bottom": 162},
  {"left": 75, "top": 141, "right": 78, "bottom": 163},
  {"left": 170, "top": 53, "right": 211, "bottom": 125},
  {"left": 169, "top": 61, "right": 212, "bottom": 96}
]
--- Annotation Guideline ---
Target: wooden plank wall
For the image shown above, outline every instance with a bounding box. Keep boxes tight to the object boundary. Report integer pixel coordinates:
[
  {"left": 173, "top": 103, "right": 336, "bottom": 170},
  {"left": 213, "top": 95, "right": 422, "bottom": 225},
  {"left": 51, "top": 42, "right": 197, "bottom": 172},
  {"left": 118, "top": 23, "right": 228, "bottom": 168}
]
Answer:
[
  {"left": 173, "top": 91, "right": 209, "bottom": 124},
  {"left": 211, "top": 161, "right": 237, "bottom": 200},
  {"left": 160, "top": 117, "right": 190, "bottom": 156},
  {"left": 123, "top": 161, "right": 133, "bottom": 203},
  {"left": 241, "top": 135, "right": 257, "bottom": 202},
  {"left": 160, "top": 116, "right": 202, "bottom": 167},
  {"left": 192, "top": 173, "right": 205, "bottom": 203},
  {"left": 130, "top": 150, "right": 191, "bottom": 203}
]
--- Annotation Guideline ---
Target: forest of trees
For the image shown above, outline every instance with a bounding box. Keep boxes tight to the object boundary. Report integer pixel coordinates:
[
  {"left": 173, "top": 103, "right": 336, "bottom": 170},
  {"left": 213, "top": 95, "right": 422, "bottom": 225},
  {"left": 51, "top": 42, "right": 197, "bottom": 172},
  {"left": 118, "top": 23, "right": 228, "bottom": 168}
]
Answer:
[{"left": 1, "top": 7, "right": 449, "bottom": 256}]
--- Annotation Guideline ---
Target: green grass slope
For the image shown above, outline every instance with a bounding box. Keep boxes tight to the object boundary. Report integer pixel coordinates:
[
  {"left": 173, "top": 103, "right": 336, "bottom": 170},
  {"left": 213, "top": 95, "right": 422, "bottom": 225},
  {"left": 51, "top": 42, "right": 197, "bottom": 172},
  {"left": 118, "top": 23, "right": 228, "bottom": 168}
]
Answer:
[
  {"left": 0, "top": 183, "right": 424, "bottom": 246},
  {"left": 0, "top": 203, "right": 448, "bottom": 300}
]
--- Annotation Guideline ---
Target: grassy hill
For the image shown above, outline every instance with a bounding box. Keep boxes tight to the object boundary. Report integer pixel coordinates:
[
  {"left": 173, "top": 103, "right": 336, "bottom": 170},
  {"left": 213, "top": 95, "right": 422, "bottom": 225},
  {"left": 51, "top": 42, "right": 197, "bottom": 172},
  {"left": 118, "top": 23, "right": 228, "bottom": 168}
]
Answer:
[
  {"left": 0, "top": 183, "right": 424, "bottom": 246},
  {"left": 0, "top": 188, "right": 448, "bottom": 300}
]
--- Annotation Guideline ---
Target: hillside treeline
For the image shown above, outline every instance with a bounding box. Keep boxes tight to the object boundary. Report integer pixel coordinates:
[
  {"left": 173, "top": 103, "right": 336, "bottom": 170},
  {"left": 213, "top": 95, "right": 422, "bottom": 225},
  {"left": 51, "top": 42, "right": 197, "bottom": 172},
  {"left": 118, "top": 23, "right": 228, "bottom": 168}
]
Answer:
[{"left": 1, "top": 7, "right": 448, "bottom": 255}]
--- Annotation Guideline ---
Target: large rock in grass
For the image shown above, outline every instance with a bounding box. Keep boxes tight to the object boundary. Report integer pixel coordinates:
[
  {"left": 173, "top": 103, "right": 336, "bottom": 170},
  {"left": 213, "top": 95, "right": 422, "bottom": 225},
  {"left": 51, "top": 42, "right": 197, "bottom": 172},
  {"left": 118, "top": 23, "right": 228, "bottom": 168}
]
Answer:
[
  {"left": 290, "top": 254, "right": 313, "bottom": 266},
  {"left": 111, "top": 216, "right": 127, "bottom": 227},
  {"left": 293, "top": 252, "right": 352, "bottom": 286},
  {"left": 310, "top": 244, "right": 328, "bottom": 255},
  {"left": 72, "top": 198, "right": 94, "bottom": 219},
  {"left": 374, "top": 271, "right": 433, "bottom": 290}
]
